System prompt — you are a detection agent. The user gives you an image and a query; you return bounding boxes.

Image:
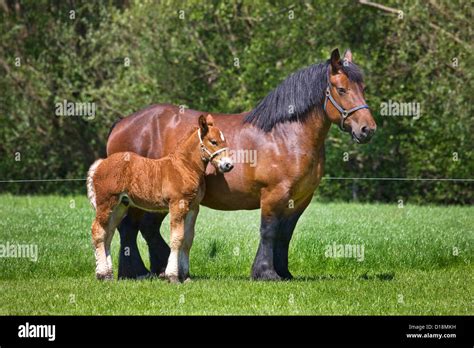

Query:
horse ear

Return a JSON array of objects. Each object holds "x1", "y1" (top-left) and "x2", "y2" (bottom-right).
[
  {"x1": 198, "y1": 114, "x2": 208, "y2": 136},
  {"x1": 343, "y1": 48, "x2": 353, "y2": 63},
  {"x1": 206, "y1": 114, "x2": 215, "y2": 127},
  {"x1": 330, "y1": 48, "x2": 342, "y2": 74}
]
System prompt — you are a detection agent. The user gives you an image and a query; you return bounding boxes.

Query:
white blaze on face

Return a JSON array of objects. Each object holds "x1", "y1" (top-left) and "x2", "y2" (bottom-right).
[
  {"x1": 221, "y1": 157, "x2": 232, "y2": 165},
  {"x1": 220, "y1": 131, "x2": 225, "y2": 141}
]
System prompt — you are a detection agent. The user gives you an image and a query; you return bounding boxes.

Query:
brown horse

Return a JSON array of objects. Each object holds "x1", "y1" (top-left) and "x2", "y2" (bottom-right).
[
  {"x1": 107, "y1": 48, "x2": 377, "y2": 280},
  {"x1": 87, "y1": 115, "x2": 232, "y2": 281}
]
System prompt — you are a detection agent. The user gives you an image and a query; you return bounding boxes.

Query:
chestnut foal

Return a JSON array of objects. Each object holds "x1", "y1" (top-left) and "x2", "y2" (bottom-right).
[{"x1": 86, "y1": 115, "x2": 233, "y2": 282}]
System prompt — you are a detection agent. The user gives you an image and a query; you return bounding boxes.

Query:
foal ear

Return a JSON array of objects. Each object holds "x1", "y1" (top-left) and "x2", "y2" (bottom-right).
[
  {"x1": 206, "y1": 114, "x2": 215, "y2": 127},
  {"x1": 198, "y1": 114, "x2": 209, "y2": 136},
  {"x1": 330, "y1": 48, "x2": 342, "y2": 74}
]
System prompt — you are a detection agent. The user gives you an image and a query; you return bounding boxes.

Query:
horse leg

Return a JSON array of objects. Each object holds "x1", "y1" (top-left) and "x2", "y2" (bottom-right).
[
  {"x1": 273, "y1": 195, "x2": 312, "y2": 280},
  {"x1": 273, "y1": 213, "x2": 300, "y2": 280},
  {"x1": 273, "y1": 212, "x2": 304, "y2": 280},
  {"x1": 252, "y1": 185, "x2": 298, "y2": 281},
  {"x1": 117, "y1": 208, "x2": 150, "y2": 279},
  {"x1": 180, "y1": 207, "x2": 199, "y2": 282},
  {"x1": 273, "y1": 195, "x2": 313, "y2": 279},
  {"x1": 251, "y1": 214, "x2": 281, "y2": 280},
  {"x1": 139, "y1": 212, "x2": 170, "y2": 277}
]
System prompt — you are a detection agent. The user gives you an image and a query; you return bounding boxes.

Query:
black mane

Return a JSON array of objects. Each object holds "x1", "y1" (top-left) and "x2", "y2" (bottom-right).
[{"x1": 244, "y1": 60, "x2": 364, "y2": 132}]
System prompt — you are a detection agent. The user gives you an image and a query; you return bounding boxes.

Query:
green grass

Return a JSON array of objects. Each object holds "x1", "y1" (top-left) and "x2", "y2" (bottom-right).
[{"x1": 0, "y1": 194, "x2": 472, "y2": 315}]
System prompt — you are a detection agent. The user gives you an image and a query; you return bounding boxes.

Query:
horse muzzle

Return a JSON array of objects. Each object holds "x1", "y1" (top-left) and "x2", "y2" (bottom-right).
[{"x1": 351, "y1": 124, "x2": 376, "y2": 144}]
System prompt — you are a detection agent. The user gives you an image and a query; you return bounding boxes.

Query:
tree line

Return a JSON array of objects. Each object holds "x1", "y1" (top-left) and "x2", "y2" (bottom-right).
[{"x1": 0, "y1": 0, "x2": 472, "y2": 204}]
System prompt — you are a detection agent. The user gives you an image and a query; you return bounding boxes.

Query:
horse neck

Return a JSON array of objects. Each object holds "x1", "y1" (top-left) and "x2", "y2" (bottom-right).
[
  {"x1": 172, "y1": 130, "x2": 207, "y2": 176},
  {"x1": 308, "y1": 108, "x2": 332, "y2": 146},
  {"x1": 273, "y1": 107, "x2": 331, "y2": 154}
]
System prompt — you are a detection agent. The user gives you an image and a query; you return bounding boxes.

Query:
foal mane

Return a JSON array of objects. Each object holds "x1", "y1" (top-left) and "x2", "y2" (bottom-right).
[
  {"x1": 172, "y1": 127, "x2": 199, "y2": 153},
  {"x1": 243, "y1": 60, "x2": 364, "y2": 132}
]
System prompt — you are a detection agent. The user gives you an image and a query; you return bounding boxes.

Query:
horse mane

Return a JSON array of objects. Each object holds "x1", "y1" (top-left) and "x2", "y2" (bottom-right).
[{"x1": 243, "y1": 60, "x2": 364, "y2": 132}]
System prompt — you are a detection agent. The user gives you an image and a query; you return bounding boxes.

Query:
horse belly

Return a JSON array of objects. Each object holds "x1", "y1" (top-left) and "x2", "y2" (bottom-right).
[
  {"x1": 201, "y1": 174, "x2": 260, "y2": 210},
  {"x1": 201, "y1": 192, "x2": 260, "y2": 210}
]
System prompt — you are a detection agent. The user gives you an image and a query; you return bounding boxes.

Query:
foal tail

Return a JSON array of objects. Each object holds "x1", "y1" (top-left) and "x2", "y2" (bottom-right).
[{"x1": 87, "y1": 159, "x2": 103, "y2": 210}]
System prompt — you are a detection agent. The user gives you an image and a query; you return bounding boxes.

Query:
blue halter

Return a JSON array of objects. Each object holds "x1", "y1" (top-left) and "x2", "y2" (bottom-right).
[{"x1": 323, "y1": 67, "x2": 369, "y2": 131}]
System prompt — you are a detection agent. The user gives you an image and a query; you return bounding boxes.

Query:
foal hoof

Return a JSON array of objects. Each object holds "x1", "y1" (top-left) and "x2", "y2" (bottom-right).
[
  {"x1": 96, "y1": 271, "x2": 114, "y2": 281},
  {"x1": 166, "y1": 275, "x2": 180, "y2": 284}
]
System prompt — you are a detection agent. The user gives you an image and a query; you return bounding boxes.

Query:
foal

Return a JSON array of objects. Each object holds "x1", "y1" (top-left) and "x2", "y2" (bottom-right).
[{"x1": 86, "y1": 115, "x2": 233, "y2": 282}]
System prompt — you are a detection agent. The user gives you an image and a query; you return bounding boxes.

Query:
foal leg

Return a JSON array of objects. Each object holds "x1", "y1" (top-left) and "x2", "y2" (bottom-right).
[
  {"x1": 139, "y1": 212, "x2": 171, "y2": 277},
  {"x1": 104, "y1": 203, "x2": 129, "y2": 277},
  {"x1": 92, "y1": 218, "x2": 111, "y2": 280},
  {"x1": 164, "y1": 203, "x2": 187, "y2": 283},
  {"x1": 92, "y1": 202, "x2": 118, "y2": 281},
  {"x1": 180, "y1": 207, "x2": 199, "y2": 282}
]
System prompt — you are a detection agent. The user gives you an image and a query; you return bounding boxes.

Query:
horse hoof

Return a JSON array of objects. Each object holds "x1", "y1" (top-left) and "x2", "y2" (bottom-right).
[
  {"x1": 117, "y1": 261, "x2": 150, "y2": 280},
  {"x1": 183, "y1": 277, "x2": 192, "y2": 283},
  {"x1": 158, "y1": 271, "x2": 166, "y2": 279},
  {"x1": 136, "y1": 272, "x2": 154, "y2": 280},
  {"x1": 251, "y1": 269, "x2": 282, "y2": 281},
  {"x1": 279, "y1": 271, "x2": 294, "y2": 280},
  {"x1": 117, "y1": 269, "x2": 150, "y2": 280}
]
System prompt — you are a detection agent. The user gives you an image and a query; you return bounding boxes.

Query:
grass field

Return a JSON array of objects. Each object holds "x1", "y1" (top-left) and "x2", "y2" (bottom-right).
[{"x1": 0, "y1": 194, "x2": 472, "y2": 315}]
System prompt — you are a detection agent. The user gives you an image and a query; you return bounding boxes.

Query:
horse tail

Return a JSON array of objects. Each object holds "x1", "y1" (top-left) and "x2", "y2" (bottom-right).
[{"x1": 87, "y1": 159, "x2": 103, "y2": 210}]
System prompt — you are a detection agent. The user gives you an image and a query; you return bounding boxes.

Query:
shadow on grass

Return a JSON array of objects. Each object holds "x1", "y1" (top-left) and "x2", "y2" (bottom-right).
[
  {"x1": 185, "y1": 274, "x2": 251, "y2": 281},
  {"x1": 293, "y1": 274, "x2": 346, "y2": 281},
  {"x1": 118, "y1": 272, "x2": 396, "y2": 282},
  {"x1": 358, "y1": 271, "x2": 395, "y2": 281}
]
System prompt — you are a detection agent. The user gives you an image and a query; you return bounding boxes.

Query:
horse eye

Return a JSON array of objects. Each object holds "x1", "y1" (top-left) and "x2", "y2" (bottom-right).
[
  {"x1": 210, "y1": 140, "x2": 218, "y2": 146},
  {"x1": 337, "y1": 87, "x2": 347, "y2": 95}
]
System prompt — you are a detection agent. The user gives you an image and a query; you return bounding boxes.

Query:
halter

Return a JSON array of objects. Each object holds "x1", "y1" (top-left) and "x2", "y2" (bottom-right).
[
  {"x1": 323, "y1": 67, "x2": 369, "y2": 131},
  {"x1": 198, "y1": 129, "x2": 228, "y2": 162}
]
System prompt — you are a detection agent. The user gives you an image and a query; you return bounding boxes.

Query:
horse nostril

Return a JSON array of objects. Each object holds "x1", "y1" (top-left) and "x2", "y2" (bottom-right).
[
  {"x1": 361, "y1": 126, "x2": 368, "y2": 136},
  {"x1": 227, "y1": 163, "x2": 234, "y2": 171}
]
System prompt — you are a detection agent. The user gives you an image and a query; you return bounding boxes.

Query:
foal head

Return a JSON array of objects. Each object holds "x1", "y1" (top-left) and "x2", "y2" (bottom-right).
[
  {"x1": 198, "y1": 114, "x2": 233, "y2": 173},
  {"x1": 325, "y1": 48, "x2": 377, "y2": 143}
]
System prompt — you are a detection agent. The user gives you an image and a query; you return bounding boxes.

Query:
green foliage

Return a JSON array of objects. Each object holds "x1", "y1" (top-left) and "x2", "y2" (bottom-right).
[{"x1": 0, "y1": 0, "x2": 472, "y2": 203}]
